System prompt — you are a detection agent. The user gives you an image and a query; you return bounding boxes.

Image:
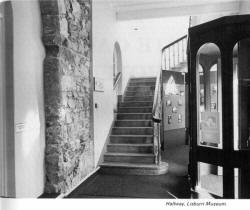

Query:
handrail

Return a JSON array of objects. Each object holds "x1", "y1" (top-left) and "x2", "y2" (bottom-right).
[
  {"x1": 152, "y1": 70, "x2": 162, "y2": 165},
  {"x1": 152, "y1": 71, "x2": 162, "y2": 122},
  {"x1": 161, "y1": 35, "x2": 188, "y2": 71},
  {"x1": 152, "y1": 34, "x2": 188, "y2": 165},
  {"x1": 113, "y1": 72, "x2": 122, "y2": 90},
  {"x1": 162, "y1": 35, "x2": 187, "y2": 52}
]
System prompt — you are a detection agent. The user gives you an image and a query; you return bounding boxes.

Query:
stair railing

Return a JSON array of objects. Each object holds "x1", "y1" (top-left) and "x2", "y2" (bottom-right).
[
  {"x1": 152, "y1": 70, "x2": 163, "y2": 164},
  {"x1": 161, "y1": 35, "x2": 187, "y2": 70},
  {"x1": 113, "y1": 72, "x2": 122, "y2": 90},
  {"x1": 152, "y1": 35, "x2": 188, "y2": 164}
]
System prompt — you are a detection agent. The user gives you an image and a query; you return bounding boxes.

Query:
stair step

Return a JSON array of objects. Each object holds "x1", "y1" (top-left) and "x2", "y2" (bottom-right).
[
  {"x1": 120, "y1": 101, "x2": 153, "y2": 107},
  {"x1": 112, "y1": 127, "x2": 153, "y2": 135},
  {"x1": 114, "y1": 120, "x2": 152, "y2": 127},
  {"x1": 100, "y1": 76, "x2": 162, "y2": 173},
  {"x1": 126, "y1": 91, "x2": 154, "y2": 97},
  {"x1": 124, "y1": 96, "x2": 153, "y2": 101},
  {"x1": 110, "y1": 135, "x2": 153, "y2": 144},
  {"x1": 100, "y1": 162, "x2": 168, "y2": 175},
  {"x1": 104, "y1": 152, "x2": 155, "y2": 164},
  {"x1": 130, "y1": 77, "x2": 156, "y2": 83},
  {"x1": 107, "y1": 143, "x2": 153, "y2": 153},
  {"x1": 118, "y1": 107, "x2": 152, "y2": 113},
  {"x1": 129, "y1": 81, "x2": 156, "y2": 86},
  {"x1": 127, "y1": 86, "x2": 155, "y2": 92},
  {"x1": 117, "y1": 113, "x2": 152, "y2": 120}
]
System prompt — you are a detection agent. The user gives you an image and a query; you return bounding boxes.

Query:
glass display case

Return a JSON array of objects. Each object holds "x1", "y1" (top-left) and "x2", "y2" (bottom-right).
[{"x1": 188, "y1": 15, "x2": 250, "y2": 198}]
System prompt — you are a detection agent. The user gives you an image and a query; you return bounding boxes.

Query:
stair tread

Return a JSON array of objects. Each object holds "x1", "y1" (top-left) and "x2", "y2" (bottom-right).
[
  {"x1": 108, "y1": 143, "x2": 153, "y2": 147},
  {"x1": 105, "y1": 152, "x2": 155, "y2": 157},
  {"x1": 118, "y1": 113, "x2": 151, "y2": 114},
  {"x1": 113, "y1": 127, "x2": 152, "y2": 128},
  {"x1": 100, "y1": 162, "x2": 161, "y2": 168},
  {"x1": 120, "y1": 106, "x2": 153, "y2": 109},
  {"x1": 127, "y1": 85, "x2": 155, "y2": 87},
  {"x1": 125, "y1": 95, "x2": 154, "y2": 97},
  {"x1": 126, "y1": 90, "x2": 154, "y2": 92},
  {"x1": 115, "y1": 120, "x2": 152, "y2": 121},
  {"x1": 130, "y1": 80, "x2": 155, "y2": 81},
  {"x1": 121, "y1": 101, "x2": 153, "y2": 103},
  {"x1": 130, "y1": 77, "x2": 156, "y2": 79},
  {"x1": 110, "y1": 135, "x2": 153, "y2": 137}
]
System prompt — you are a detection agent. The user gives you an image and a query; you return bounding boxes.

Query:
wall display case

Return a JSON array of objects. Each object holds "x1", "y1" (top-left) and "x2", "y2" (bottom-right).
[
  {"x1": 189, "y1": 15, "x2": 250, "y2": 198},
  {"x1": 162, "y1": 71, "x2": 186, "y2": 131}
]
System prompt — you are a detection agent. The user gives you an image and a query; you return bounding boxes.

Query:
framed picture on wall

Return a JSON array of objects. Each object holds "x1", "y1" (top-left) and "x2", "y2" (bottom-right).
[{"x1": 94, "y1": 77, "x2": 104, "y2": 92}]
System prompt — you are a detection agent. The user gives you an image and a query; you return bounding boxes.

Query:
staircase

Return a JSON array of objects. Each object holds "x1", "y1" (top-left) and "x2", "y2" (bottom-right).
[{"x1": 100, "y1": 77, "x2": 168, "y2": 175}]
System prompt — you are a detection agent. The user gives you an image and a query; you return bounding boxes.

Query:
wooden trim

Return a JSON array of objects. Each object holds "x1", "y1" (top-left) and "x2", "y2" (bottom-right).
[
  {"x1": 197, "y1": 146, "x2": 223, "y2": 166},
  {"x1": 0, "y1": 1, "x2": 15, "y2": 198},
  {"x1": 0, "y1": 4, "x2": 5, "y2": 197}
]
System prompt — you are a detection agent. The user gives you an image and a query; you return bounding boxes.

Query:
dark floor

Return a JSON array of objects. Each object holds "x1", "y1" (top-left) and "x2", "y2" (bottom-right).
[
  {"x1": 39, "y1": 128, "x2": 191, "y2": 199},
  {"x1": 65, "y1": 143, "x2": 190, "y2": 198}
]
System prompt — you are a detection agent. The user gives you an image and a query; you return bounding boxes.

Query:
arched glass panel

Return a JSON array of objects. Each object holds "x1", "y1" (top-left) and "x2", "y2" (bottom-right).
[
  {"x1": 196, "y1": 43, "x2": 223, "y2": 197},
  {"x1": 196, "y1": 43, "x2": 222, "y2": 149}
]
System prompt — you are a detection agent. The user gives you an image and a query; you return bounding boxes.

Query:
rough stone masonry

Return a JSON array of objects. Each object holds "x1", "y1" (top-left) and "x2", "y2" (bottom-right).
[{"x1": 40, "y1": 0, "x2": 94, "y2": 193}]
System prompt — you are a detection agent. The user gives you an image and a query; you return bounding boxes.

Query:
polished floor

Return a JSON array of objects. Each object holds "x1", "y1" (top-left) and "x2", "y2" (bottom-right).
[{"x1": 66, "y1": 143, "x2": 191, "y2": 198}]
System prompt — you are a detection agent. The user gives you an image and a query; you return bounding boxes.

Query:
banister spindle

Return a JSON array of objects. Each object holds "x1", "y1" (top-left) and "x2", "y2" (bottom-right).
[
  {"x1": 168, "y1": 47, "x2": 171, "y2": 70},
  {"x1": 173, "y1": 46, "x2": 175, "y2": 67},
  {"x1": 183, "y1": 40, "x2": 185, "y2": 62},
  {"x1": 164, "y1": 51, "x2": 167, "y2": 70}
]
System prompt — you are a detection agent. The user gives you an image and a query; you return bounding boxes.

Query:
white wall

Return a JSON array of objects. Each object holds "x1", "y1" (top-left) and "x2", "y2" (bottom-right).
[
  {"x1": 117, "y1": 16, "x2": 189, "y2": 92},
  {"x1": 190, "y1": 11, "x2": 239, "y2": 27},
  {"x1": 239, "y1": 1, "x2": 250, "y2": 14},
  {"x1": 92, "y1": 1, "x2": 118, "y2": 166},
  {"x1": 12, "y1": 0, "x2": 46, "y2": 198}
]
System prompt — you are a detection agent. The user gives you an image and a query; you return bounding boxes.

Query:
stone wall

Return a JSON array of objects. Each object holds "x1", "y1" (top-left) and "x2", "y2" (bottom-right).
[{"x1": 40, "y1": 0, "x2": 94, "y2": 193}]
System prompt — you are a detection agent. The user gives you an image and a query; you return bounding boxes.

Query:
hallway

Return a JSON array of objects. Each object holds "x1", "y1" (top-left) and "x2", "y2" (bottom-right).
[{"x1": 66, "y1": 139, "x2": 190, "y2": 198}]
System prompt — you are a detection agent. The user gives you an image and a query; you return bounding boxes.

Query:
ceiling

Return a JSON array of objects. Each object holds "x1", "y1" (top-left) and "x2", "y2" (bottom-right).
[{"x1": 102, "y1": 0, "x2": 243, "y2": 20}]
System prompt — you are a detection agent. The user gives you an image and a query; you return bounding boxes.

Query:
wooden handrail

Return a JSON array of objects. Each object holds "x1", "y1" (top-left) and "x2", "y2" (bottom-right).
[
  {"x1": 113, "y1": 72, "x2": 122, "y2": 90},
  {"x1": 152, "y1": 35, "x2": 188, "y2": 164},
  {"x1": 152, "y1": 70, "x2": 162, "y2": 164},
  {"x1": 161, "y1": 35, "x2": 187, "y2": 71},
  {"x1": 162, "y1": 35, "x2": 187, "y2": 52},
  {"x1": 152, "y1": 71, "x2": 161, "y2": 122}
]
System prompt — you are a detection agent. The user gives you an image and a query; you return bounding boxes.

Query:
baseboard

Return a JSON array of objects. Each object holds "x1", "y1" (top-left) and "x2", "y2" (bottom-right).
[{"x1": 56, "y1": 167, "x2": 100, "y2": 198}]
